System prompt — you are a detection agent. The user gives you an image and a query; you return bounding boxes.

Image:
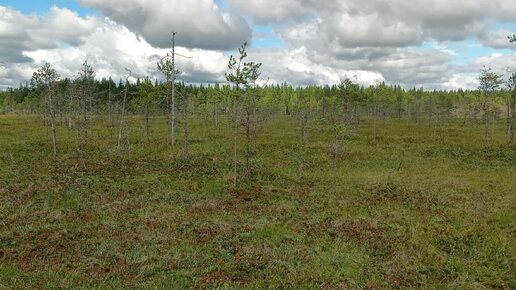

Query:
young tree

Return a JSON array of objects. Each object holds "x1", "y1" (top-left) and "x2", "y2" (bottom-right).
[
  {"x1": 321, "y1": 85, "x2": 329, "y2": 117},
  {"x1": 0, "y1": 91, "x2": 5, "y2": 113},
  {"x1": 339, "y1": 78, "x2": 360, "y2": 127},
  {"x1": 117, "y1": 70, "x2": 131, "y2": 149},
  {"x1": 2, "y1": 88, "x2": 15, "y2": 114},
  {"x1": 281, "y1": 83, "x2": 293, "y2": 116},
  {"x1": 225, "y1": 42, "x2": 262, "y2": 188},
  {"x1": 208, "y1": 83, "x2": 223, "y2": 128},
  {"x1": 32, "y1": 62, "x2": 60, "y2": 155},
  {"x1": 507, "y1": 72, "x2": 516, "y2": 144},
  {"x1": 72, "y1": 61, "x2": 96, "y2": 163},
  {"x1": 369, "y1": 85, "x2": 378, "y2": 142},
  {"x1": 158, "y1": 33, "x2": 180, "y2": 145},
  {"x1": 107, "y1": 77, "x2": 115, "y2": 126},
  {"x1": 157, "y1": 32, "x2": 191, "y2": 145},
  {"x1": 180, "y1": 83, "x2": 190, "y2": 160},
  {"x1": 294, "y1": 89, "x2": 309, "y2": 178},
  {"x1": 244, "y1": 60, "x2": 262, "y2": 174},
  {"x1": 131, "y1": 77, "x2": 160, "y2": 143},
  {"x1": 478, "y1": 67, "x2": 503, "y2": 145}
]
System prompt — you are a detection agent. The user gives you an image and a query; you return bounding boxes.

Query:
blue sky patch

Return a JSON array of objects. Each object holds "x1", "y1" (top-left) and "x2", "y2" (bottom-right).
[{"x1": 1, "y1": 0, "x2": 97, "y2": 16}]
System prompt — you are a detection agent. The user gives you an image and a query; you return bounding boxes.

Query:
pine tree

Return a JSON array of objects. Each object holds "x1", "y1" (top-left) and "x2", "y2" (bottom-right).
[
  {"x1": 478, "y1": 67, "x2": 503, "y2": 145},
  {"x1": 225, "y1": 42, "x2": 262, "y2": 188},
  {"x1": 32, "y1": 62, "x2": 60, "y2": 155}
]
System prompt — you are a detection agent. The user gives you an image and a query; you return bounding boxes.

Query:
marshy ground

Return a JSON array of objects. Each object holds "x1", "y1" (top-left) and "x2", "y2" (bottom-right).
[{"x1": 0, "y1": 115, "x2": 514, "y2": 289}]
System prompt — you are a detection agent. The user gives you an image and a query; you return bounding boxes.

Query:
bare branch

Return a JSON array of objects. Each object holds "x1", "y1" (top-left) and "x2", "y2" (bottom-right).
[
  {"x1": 174, "y1": 52, "x2": 193, "y2": 59},
  {"x1": 124, "y1": 68, "x2": 132, "y2": 80}
]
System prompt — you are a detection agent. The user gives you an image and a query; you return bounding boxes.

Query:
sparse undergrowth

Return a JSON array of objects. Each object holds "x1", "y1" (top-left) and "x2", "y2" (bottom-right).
[{"x1": 0, "y1": 115, "x2": 515, "y2": 289}]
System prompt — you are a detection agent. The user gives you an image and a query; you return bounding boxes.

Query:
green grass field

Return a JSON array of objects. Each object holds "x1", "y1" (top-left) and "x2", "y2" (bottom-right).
[{"x1": 0, "y1": 115, "x2": 514, "y2": 289}]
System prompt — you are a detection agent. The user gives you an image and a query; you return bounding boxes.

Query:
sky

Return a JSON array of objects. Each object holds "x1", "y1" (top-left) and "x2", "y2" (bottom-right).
[{"x1": 0, "y1": 0, "x2": 515, "y2": 90}]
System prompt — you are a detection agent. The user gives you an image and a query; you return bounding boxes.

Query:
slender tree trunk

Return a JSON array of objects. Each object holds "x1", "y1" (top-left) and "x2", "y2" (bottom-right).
[
  {"x1": 251, "y1": 95, "x2": 257, "y2": 153},
  {"x1": 342, "y1": 100, "x2": 347, "y2": 126},
  {"x1": 117, "y1": 88, "x2": 128, "y2": 148},
  {"x1": 171, "y1": 78, "x2": 176, "y2": 145},
  {"x1": 182, "y1": 93, "x2": 189, "y2": 160},
  {"x1": 79, "y1": 88, "x2": 89, "y2": 166},
  {"x1": 44, "y1": 113, "x2": 49, "y2": 140},
  {"x1": 47, "y1": 86, "x2": 57, "y2": 156},
  {"x1": 170, "y1": 34, "x2": 177, "y2": 146},
  {"x1": 212, "y1": 102, "x2": 220, "y2": 129},
  {"x1": 232, "y1": 95, "x2": 238, "y2": 188},
  {"x1": 297, "y1": 110, "x2": 307, "y2": 178},
  {"x1": 353, "y1": 105, "x2": 358, "y2": 124},
  {"x1": 432, "y1": 122, "x2": 437, "y2": 141},
  {"x1": 165, "y1": 81, "x2": 171, "y2": 144},
  {"x1": 484, "y1": 109, "x2": 489, "y2": 146},
  {"x1": 509, "y1": 95, "x2": 515, "y2": 144},
  {"x1": 83, "y1": 92, "x2": 89, "y2": 139},
  {"x1": 372, "y1": 104, "x2": 377, "y2": 142},
  {"x1": 506, "y1": 98, "x2": 510, "y2": 142},
  {"x1": 509, "y1": 116, "x2": 513, "y2": 144},
  {"x1": 322, "y1": 94, "x2": 326, "y2": 116},
  {"x1": 50, "y1": 110, "x2": 57, "y2": 156},
  {"x1": 145, "y1": 110, "x2": 149, "y2": 141},
  {"x1": 245, "y1": 108, "x2": 251, "y2": 175},
  {"x1": 492, "y1": 112, "x2": 496, "y2": 143},
  {"x1": 108, "y1": 83, "x2": 113, "y2": 126}
]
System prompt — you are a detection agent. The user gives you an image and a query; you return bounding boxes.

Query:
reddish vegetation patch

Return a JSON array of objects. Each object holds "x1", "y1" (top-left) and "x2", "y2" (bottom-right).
[
  {"x1": 199, "y1": 269, "x2": 231, "y2": 285},
  {"x1": 190, "y1": 199, "x2": 225, "y2": 216},
  {"x1": 232, "y1": 244, "x2": 272, "y2": 272},
  {"x1": 367, "y1": 180, "x2": 410, "y2": 202},
  {"x1": 2, "y1": 216, "x2": 152, "y2": 284},
  {"x1": 221, "y1": 188, "x2": 261, "y2": 211},
  {"x1": 340, "y1": 219, "x2": 385, "y2": 242},
  {"x1": 308, "y1": 217, "x2": 387, "y2": 242},
  {"x1": 387, "y1": 269, "x2": 419, "y2": 288},
  {"x1": 83, "y1": 256, "x2": 143, "y2": 282},
  {"x1": 363, "y1": 181, "x2": 446, "y2": 218},
  {"x1": 187, "y1": 222, "x2": 246, "y2": 246},
  {"x1": 364, "y1": 264, "x2": 420, "y2": 289},
  {"x1": 142, "y1": 216, "x2": 164, "y2": 231},
  {"x1": 193, "y1": 224, "x2": 221, "y2": 243},
  {"x1": 116, "y1": 190, "x2": 130, "y2": 199},
  {"x1": 232, "y1": 188, "x2": 259, "y2": 203},
  {"x1": 108, "y1": 201, "x2": 142, "y2": 216},
  {"x1": 4, "y1": 228, "x2": 78, "y2": 271},
  {"x1": 196, "y1": 268, "x2": 246, "y2": 289}
]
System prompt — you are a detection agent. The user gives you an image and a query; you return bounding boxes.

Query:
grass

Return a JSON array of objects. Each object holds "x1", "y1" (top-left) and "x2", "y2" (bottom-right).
[{"x1": 0, "y1": 114, "x2": 514, "y2": 289}]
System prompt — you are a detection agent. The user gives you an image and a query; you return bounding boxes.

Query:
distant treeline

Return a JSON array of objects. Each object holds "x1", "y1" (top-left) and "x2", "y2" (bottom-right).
[{"x1": 0, "y1": 76, "x2": 508, "y2": 119}]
